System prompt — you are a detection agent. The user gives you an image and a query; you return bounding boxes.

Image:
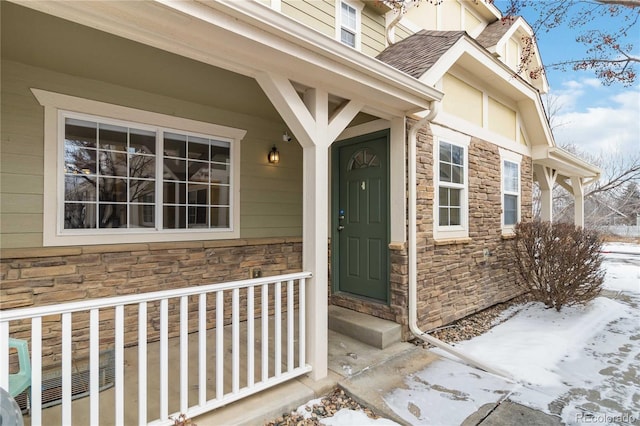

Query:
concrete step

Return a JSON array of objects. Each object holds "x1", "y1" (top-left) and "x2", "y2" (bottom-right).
[{"x1": 328, "y1": 305, "x2": 402, "y2": 349}]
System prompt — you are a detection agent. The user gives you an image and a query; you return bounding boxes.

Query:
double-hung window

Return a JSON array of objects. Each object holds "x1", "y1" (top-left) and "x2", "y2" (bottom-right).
[
  {"x1": 337, "y1": 1, "x2": 362, "y2": 49},
  {"x1": 438, "y1": 141, "x2": 465, "y2": 226},
  {"x1": 34, "y1": 89, "x2": 245, "y2": 246},
  {"x1": 436, "y1": 140, "x2": 468, "y2": 238},
  {"x1": 501, "y1": 150, "x2": 522, "y2": 232},
  {"x1": 434, "y1": 129, "x2": 470, "y2": 240}
]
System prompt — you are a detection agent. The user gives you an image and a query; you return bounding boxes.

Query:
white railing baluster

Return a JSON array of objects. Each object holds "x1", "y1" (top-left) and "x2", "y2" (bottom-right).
[
  {"x1": 274, "y1": 281, "x2": 282, "y2": 377},
  {"x1": 115, "y1": 305, "x2": 124, "y2": 425},
  {"x1": 299, "y1": 278, "x2": 306, "y2": 368},
  {"x1": 90, "y1": 309, "x2": 100, "y2": 425},
  {"x1": 198, "y1": 293, "x2": 207, "y2": 407},
  {"x1": 32, "y1": 317, "x2": 43, "y2": 425},
  {"x1": 139, "y1": 302, "x2": 148, "y2": 426},
  {"x1": 180, "y1": 296, "x2": 189, "y2": 413},
  {"x1": 232, "y1": 288, "x2": 239, "y2": 393},
  {"x1": 247, "y1": 286, "x2": 254, "y2": 388},
  {"x1": 216, "y1": 290, "x2": 224, "y2": 400},
  {"x1": 261, "y1": 283, "x2": 269, "y2": 383},
  {"x1": 160, "y1": 299, "x2": 169, "y2": 420},
  {"x1": 287, "y1": 280, "x2": 294, "y2": 373},
  {"x1": 61, "y1": 312, "x2": 72, "y2": 425},
  {"x1": 0, "y1": 272, "x2": 312, "y2": 425}
]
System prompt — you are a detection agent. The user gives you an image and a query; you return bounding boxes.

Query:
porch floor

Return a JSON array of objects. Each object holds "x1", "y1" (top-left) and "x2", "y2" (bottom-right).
[{"x1": 20, "y1": 320, "x2": 427, "y2": 425}]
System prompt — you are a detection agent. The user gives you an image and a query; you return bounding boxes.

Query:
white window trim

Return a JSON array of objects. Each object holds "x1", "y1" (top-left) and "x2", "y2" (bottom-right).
[
  {"x1": 335, "y1": 0, "x2": 363, "y2": 50},
  {"x1": 32, "y1": 88, "x2": 246, "y2": 247},
  {"x1": 500, "y1": 148, "x2": 522, "y2": 234},
  {"x1": 432, "y1": 124, "x2": 470, "y2": 241}
]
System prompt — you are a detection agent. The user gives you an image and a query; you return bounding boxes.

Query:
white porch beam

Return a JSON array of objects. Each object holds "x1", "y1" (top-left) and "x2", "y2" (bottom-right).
[
  {"x1": 533, "y1": 164, "x2": 556, "y2": 222},
  {"x1": 255, "y1": 72, "x2": 317, "y2": 148},
  {"x1": 327, "y1": 100, "x2": 365, "y2": 142}
]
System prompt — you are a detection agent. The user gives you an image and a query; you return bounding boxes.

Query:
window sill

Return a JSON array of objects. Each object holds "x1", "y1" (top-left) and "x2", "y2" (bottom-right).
[
  {"x1": 434, "y1": 237, "x2": 472, "y2": 246},
  {"x1": 501, "y1": 233, "x2": 516, "y2": 240}
]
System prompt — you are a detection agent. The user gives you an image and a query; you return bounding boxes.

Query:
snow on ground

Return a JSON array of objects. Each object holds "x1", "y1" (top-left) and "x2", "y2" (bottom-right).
[
  {"x1": 601, "y1": 243, "x2": 640, "y2": 293},
  {"x1": 384, "y1": 243, "x2": 640, "y2": 425},
  {"x1": 295, "y1": 244, "x2": 640, "y2": 425}
]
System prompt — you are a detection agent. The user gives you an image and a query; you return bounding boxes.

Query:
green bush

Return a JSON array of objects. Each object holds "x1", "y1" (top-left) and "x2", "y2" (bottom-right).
[{"x1": 511, "y1": 221, "x2": 605, "y2": 311}]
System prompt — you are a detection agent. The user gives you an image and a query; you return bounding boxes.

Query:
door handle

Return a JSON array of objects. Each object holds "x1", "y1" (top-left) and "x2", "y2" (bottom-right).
[{"x1": 337, "y1": 225, "x2": 344, "y2": 231}]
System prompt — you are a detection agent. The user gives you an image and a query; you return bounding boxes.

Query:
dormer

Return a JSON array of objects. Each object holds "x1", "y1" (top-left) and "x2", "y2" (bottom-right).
[{"x1": 476, "y1": 17, "x2": 549, "y2": 93}]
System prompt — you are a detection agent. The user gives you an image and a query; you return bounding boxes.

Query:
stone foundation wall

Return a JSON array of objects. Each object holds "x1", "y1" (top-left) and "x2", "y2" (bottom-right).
[
  {"x1": 1, "y1": 238, "x2": 302, "y2": 367},
  {"x1": 413, "y1": 123, "x2": 532, "y2": 330}
]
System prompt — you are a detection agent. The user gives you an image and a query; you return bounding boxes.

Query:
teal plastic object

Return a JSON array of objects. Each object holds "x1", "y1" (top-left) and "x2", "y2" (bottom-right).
[{"x1": 8, "y1": 338, "x2": 31, "y2": 399}]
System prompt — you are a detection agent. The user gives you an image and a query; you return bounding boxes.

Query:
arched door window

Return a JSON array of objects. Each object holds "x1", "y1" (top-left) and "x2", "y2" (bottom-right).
[{"x1": 347, "y1": 148, "x2": 379, "y2": 171}]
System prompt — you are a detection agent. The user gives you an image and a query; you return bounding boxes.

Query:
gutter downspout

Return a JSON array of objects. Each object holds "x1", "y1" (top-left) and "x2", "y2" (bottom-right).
[{"x1": 407, "y1": 103, "x2": 514, "y2": 380}]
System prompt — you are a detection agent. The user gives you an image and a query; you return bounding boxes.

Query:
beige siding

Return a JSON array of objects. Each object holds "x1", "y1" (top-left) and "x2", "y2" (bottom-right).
[
  {"x1": 507, "y1": 38, "x2": 519, "y2": 70},
  {"x1": 394, "y1": 23, "x2": 414, "y2": 43},
  {"x1": 282, "y1": 0, "x2": 335, "y2": 38},
  {"x1": 441, "y1": 0, "x2": 462, "y2": 30},
  {"x1": 488, "y1": 97, "x2": 517, "y2": 140},
  {"x1": 464, "y1": 8, "x2": 482, "y2": 35},
  {"x1": 442, "y1": 73, "x2": 483, "y2": 127},
  {"x1": 361, "y1": 6, "x2": 386, "y2": 56},
  {"x1": 1, "y1": 57, "x2": 303, "y2": 247},
  {"x1": 405, "y1": 3, "x2": 437, "y2": 30},
  {"x1": 520, "y1": 128, "x2": 527, "y2": 146}
]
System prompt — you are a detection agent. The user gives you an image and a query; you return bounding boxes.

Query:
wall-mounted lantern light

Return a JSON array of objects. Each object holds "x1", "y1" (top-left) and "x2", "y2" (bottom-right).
[{"x1": 268, "y1": 145, "x2": 280, "y2": 164}]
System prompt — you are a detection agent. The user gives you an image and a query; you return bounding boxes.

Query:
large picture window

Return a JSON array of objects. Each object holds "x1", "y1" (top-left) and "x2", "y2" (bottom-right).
[
  {"x1": 63, "y1": 114, "x2": 232, "y2": 231},
  {"x1": 34, "y1": 89, "x2": 245, "y2": 246}
]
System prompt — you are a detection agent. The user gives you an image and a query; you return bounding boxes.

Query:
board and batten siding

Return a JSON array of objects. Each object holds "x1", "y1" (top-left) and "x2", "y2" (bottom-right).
[{"x1": 0, "y1": 59, "x2": 303, "y2": 248}]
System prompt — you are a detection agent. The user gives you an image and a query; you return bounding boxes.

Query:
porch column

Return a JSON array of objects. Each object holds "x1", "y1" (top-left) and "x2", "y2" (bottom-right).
[
  {"x1": 256, "y1": 73, "x2": 362, "y2": 381},
  {"x1": 533, "y1": 164, "x2": 556, "y2": 222},
  {"x1": 571, "y1": 176, "x2": 585, "y2": 228}
]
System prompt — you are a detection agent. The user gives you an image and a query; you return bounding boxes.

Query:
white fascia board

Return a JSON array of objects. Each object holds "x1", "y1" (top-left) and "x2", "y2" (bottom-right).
[{"x1": 532, "y1": 146, "x2": 601, "y2": 179}]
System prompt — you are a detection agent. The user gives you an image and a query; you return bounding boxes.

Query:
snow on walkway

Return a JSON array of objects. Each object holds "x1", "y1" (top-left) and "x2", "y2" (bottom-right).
[{"x1": 384, "y1": 244, "x2": 640, "y2": 425}]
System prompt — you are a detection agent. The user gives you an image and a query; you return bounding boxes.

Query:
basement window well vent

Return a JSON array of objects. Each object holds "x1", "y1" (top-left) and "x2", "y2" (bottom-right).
[{"x1": 14, "y1": 349, "x2": 115, "y2": 412}]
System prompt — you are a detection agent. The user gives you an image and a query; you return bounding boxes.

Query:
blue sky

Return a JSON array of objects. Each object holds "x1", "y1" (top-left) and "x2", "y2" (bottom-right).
[{"x1": 495, "y1": 1, "x2": 640, "y2": 157}]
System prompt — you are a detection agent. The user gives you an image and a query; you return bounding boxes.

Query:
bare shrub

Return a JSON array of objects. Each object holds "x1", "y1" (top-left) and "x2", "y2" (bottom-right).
[{"x1": 512, "y1": 221, "x2": 604, "y2": 311}]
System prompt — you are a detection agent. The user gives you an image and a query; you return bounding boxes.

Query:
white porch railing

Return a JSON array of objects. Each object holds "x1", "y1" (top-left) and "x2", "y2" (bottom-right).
[{"x1": 0, "y1": 272, "x2": 312, "y2": 425}]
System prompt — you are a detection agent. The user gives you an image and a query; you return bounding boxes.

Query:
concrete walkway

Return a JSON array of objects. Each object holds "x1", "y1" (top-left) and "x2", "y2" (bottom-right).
[{"x1": 197, "y1": 330, "x2": 564, "y2": 426}]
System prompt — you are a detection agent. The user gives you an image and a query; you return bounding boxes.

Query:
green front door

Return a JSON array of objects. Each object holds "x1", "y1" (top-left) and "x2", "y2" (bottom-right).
[{"x1": 333, "y1": 131, "x2": 389, "y2": 302}]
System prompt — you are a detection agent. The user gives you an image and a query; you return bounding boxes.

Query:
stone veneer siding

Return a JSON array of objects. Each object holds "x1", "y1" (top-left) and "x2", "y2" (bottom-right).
[
  {"x1": 329, "y1": 121, "x2": 532, "y2": 338},
  {"x1": 0, "y1": 237, "x2": 302, "y2": 367}
]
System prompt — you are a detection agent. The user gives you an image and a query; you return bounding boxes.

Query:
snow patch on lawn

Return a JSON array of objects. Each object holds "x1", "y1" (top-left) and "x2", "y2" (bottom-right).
[{"x1": 453, "y1": 297, "x2": 630, "y2": 387}]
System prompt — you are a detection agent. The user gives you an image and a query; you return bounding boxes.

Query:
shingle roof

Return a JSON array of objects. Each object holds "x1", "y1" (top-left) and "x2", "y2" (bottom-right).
[
  {"x1": 376, "y1": 30, "x2": 466, "y2": 79},
  {"x1": 475, "y1": 18, "x2": 517, "y2": 49}
]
